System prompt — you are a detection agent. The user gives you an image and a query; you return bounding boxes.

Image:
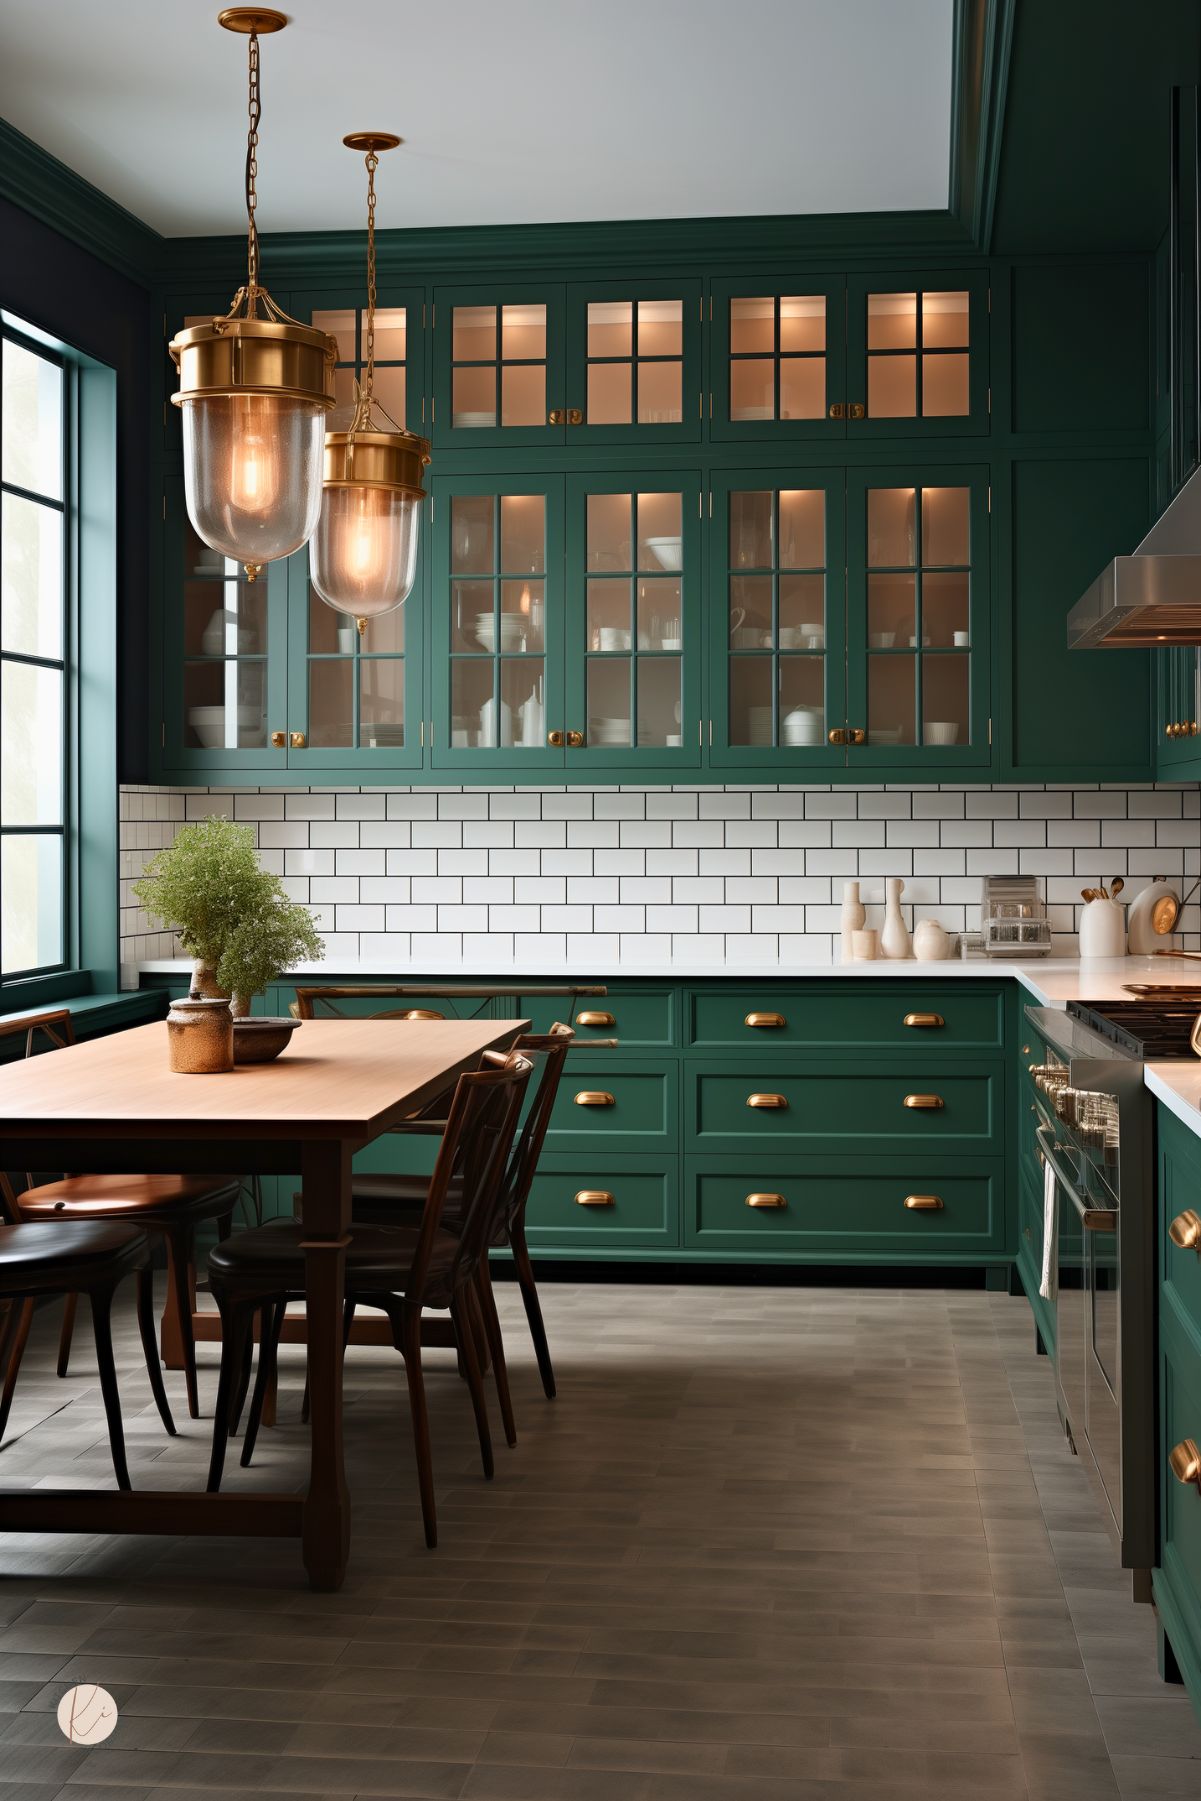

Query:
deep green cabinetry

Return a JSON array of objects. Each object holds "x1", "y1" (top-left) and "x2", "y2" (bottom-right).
[
  {"x1": 1156, "y1": 647, "x2": 1201, "y2": 779},
  {"x1": 1154, "y1": 1103, "x2": 1201, "y2": 1728}
]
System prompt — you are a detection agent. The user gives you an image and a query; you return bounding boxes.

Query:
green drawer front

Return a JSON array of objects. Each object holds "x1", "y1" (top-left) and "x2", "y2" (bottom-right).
[
  {"x1": 1159, "y1": 1303, "x2": 1201, "y2": 1676},
  {"x1": 546, "y1": 1061, "x2": 676, "y2": 1151},
  {"x1": 687, "y1": 984, "x2": 1004, "y2": 1054},
  {"x1": 690, "y1": 1065, "x2": 998, "y2": 1150},
  {"x1": 685, "y1": 1158, "x2": 1003, "y2": 1255},
  {"x1": 525, "y1": 1159, "x2": 678, "y2": 1248},
  {"x1": 519, "y1": 988, "x2": 675, "y2": 1049},
  {"x1": 1160, "y1": 1104, "x2": 1201, "y2": 1339}
]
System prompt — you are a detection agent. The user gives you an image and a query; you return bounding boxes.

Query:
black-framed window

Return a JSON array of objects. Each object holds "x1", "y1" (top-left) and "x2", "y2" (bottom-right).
[{"x1": 0, "y1": 323, "x2": 68, "y2": 982}]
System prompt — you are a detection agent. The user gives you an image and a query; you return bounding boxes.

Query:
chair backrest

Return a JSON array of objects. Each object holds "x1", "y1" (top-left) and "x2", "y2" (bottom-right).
[
  {"x1": 495, "y1": 1026, "x2": 573, "y2": 1237},
  {"x1": 408, "y1": 1050, "x2": 532, "y2": 1305},
  {"x1": 0, "y1": 1011, "x2": 77, "y2": 1221},
  {"x1": 293, "y1": 986, "x2": 467, "y2": 1023}
]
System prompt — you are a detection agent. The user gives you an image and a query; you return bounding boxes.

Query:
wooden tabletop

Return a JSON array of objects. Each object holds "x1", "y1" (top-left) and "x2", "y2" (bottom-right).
[{"x1": 0, "y1": 1017, "x2": 528, "y2": 1140}]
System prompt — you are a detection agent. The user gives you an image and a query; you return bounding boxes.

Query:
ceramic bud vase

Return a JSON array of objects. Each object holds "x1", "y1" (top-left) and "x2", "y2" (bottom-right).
[
  {"x1": 840, "y1": 880, "x2": 866, "y2": 965},
  {"x1": 880, "y1": 877, "x2": 912, "y2": 960},
  {"x1": 912, "y1": 918, "x2": 950, "y2": 962}
]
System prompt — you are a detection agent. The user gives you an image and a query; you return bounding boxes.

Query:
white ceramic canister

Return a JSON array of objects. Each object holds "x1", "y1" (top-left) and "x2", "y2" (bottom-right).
[
  {"x1": 912, "y1": 919, "x2": 951, "y2": 962},
  {"x1": 1078, "y1": 896, "x2": 1126, "y2": 959}
]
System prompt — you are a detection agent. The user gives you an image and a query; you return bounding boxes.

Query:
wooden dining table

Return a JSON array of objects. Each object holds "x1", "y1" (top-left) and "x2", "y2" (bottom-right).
[{"x1": 0, "y1": 1014, "x2": 527, "y2": 1590}]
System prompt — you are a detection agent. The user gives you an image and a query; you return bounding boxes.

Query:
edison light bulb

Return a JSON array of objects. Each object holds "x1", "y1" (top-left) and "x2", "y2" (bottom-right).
[
  {"x1": 180, "y1": 392, "x2": 325, "y2": 566},
  {"x1": 311, "y1": 481, "x2": 420, "y2": 619}
]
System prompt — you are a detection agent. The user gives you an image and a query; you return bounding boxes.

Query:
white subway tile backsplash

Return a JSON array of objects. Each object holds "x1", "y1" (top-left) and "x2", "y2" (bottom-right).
[{"x1": 118, "y1": 781, "x2": 1201, "y2": 980}]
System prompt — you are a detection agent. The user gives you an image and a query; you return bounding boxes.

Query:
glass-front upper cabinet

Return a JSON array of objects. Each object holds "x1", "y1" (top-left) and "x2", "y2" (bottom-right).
[
  {"x1": 432, "y1": 476, "x2": 565, "y2": 770},
  {"x1": 708, "y1": 470, "x2": 846, "y2": 767},
  {"x1": 711, "y1": 278, "x2": 846, "y2": 440},
  {"x1": 302, "y1": 287, "x2": 426, "y2": 434},
  {"x1": 845, "y1": 272, "x2": 988, "y2": 436},
  {"x1": 844, "y1": 468, "x2": 990, "y2": 765},
  {"x1": 163, "y1": 477, "x2": 288, "y2": 771},
  {"x1": 432, "y1": 282, "x2": 701, "y2": 448},
  {"x1": 564, "y1": 473, "x2": 702, "y2": 766}
]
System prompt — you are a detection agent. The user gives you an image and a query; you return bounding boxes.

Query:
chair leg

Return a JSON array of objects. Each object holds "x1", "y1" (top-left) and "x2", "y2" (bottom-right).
[
  {"x1": 206, "y1": 1289, "x2": 253, "y2": 1493},
  {"x1": 399, "y1": 1305, "x2": 438, "y2": 1549},
  {"x1": 229, "y1": 1304, "x2": 259, "y2": 1436},
  {"x1": 241, "y1": 1299, "x2": 285, "y2": 1468},
  {"x1": 0, "y1": 1299, "x2": 35, "y2": 1442},
  {"x1": 135, "y1": 1268, "x2": 176, "y2": 1438},
  {"x1": 451, "y1": 1290, "x2": 494, "y2": 1482},
  {"x1": 165, "y1": 1226, "x2": 200, "y2": 1421},
  {"x1": 510, "y1": 1222, "x2": 555, "y2": 1400},
  {"x1": 476, "y1": 1259, "x2": 517, "y2": 1449},
  {"x1": 56, "y1": 1292, "x2": 78, "y2": 1380},
  {"x1": 90, "y1": 1284, "x2": 131, "y2": 1492}
]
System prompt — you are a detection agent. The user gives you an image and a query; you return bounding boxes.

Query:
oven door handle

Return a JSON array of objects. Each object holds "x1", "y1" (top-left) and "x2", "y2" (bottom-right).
[{"x1": 1036, "y1": 1124, "x2": 1117, "y2": 1232}]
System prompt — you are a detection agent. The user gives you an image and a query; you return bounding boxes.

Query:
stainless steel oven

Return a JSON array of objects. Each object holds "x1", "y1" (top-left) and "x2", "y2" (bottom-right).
[{"x1": 1025, "y1": 1006, "x2": 1155, "y2": 1594}]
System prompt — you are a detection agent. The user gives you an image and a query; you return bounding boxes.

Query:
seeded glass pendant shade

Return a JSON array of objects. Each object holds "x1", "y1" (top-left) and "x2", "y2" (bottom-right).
[
  {"x1": 169, "y1": 10, "x2": 336, "y2": 579},
  {"x1": 311, "y1": 133, "x2": 430, "y2": 621}
]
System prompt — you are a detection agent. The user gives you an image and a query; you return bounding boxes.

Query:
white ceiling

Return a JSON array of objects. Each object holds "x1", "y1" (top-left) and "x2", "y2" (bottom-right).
[{"x1": 0, "y1": 0, "x2": 955, "y2": 237}]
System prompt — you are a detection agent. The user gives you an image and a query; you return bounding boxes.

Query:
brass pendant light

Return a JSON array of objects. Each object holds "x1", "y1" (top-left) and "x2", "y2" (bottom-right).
[
  {"x1": 310, "y1": 134, "x2": 431, "y2": 624},
  {"x1": 169, "y1": 9, "x2": 337, "y2": 580}
]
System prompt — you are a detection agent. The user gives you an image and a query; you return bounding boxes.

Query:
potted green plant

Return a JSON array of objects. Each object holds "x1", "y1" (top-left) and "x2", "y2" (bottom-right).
[{"x1": 133, "y1": 815, "x2": 324, "y2": 1014}]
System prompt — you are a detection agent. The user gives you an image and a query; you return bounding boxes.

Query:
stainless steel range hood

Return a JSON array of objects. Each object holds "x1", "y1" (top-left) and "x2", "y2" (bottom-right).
[{"x1": 1067, "y1": 465, "x2": 1201, "y2": 648}]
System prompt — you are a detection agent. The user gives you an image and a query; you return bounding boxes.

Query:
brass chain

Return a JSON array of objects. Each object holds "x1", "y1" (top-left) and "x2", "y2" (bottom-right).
[
  {"x1": 362, "y1": 149, "x2": 379, "y2": 406},
  {"x1": 245, "y1": 30, "x2": 261, "y2": 302}
]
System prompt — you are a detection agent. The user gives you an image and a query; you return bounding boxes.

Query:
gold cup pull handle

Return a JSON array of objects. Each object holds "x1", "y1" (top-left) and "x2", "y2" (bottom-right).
[
  {"x1": 270, "y1": 729, "x2": 286, "y2": 749},
  {"x1": 747, "y1": 1093, "x2": 787, "y2": 1109},
  {"x1": 904, "y1": 1012, "x2": 945, "y2": 1029},
  {"x1": 744, "y1": 1012, "x2": 786, "y2": 1029},
  {"x1": 1169, "y1": 1438, "x2": 1201, "y2": 1488},
  {"x1": 574, "y1": 1091, "x2": 615, "y2": 1107},
  {"x1": 566, "y1": 729, "x2": 584, "y2": 747},
  {"x1": 289, "y1": 731, "x2": 306, "y2": 749},
  {"x1": 848, "y1": 728, "x2": 866, "y2": 746},
  {"x1": 827, "y1": 727, "x2": 848, "y2": 745},
  {"x1": 547, "y1": 729, "x2": 564, "y2": 747},
  {"x1": 1169, "y1": 1209, "x2": 1201, "y2": 1252},
  {"x1": 548, "y1": 409, "x2": 565, "y2": 425},
  {"x1": 904, "y1": 1194, "x2": 944, "y2": 1210},
  {"x1": 745, "y1": 1193, "x2": 787, "y2": 1209},
  {"x1": 903, "y1": 1094, "x2": 945, "y2": 1109},
  {"x1": 577, "y1": 1011, "x2": 615, "y2": 1028},
  {"x1": 575, "y1": 1189, "x2": 614, "y2": 1207}
]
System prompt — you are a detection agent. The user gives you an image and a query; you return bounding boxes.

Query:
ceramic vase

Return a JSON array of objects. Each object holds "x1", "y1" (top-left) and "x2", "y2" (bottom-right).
[
  {"x1": 840, "y1": 880, "x2": 866, "y2": 965},
  {"x1": 880, "y1": 877, "x2": 912, "y2": 960},
  {"x1": 912, "y1": 918, "x2": 950, "y2": 962}
]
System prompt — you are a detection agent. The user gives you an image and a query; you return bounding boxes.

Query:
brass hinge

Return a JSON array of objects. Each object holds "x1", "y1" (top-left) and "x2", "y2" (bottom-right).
[
  {"x1": 988, "y1": 716, "x2": 993, "y2": 746},
  {"x1": 431, "y1": 304, "x2": 435, "y2": 328},
  {"x1": 700, "y1": 295, "x2": 704, "y2": 323},
  {"x1": 987, "y1": 286, "x2": 991, "y2": 313},
  {"x1": 708, "y1": 392, "x2": 713, "y2": 418},
  {"x1": 429, "y1": 494, "x2": 435, "y2": 522},
  {"x1": 160, "y1": 720, "x2": 166, "y2": 749},
  {"x1": 987, "y1": 386, "x2": 991, "y2": 414},
  {"x1": 422, "y1": 303, "x2": 426, "y2": 328},
  {"x1": 708, "y1": 490, "x2": 713, "y2": 517},
  {"x1": 698, "y1": 492, "x2": 703, "y2": 518},
  {"x1": 421, "y1": 397, "x2": 425, "y2": 424},
  {"x1": 419, "y1": 719, "x2": 424, "y2": 748},
  {"x1": 430, "y1": 396, "x2": 435, "y2": 423},
  {"x1": 698, "y1": 718, "x2": 703, "y2": 747},
  {"x1": 699, "y1": 390, "x2": 703, "y2": 418},
  {"x1": 162, "y1": 495, "x2": 167, "y2": 520},
  {"x1": 987, "y1": 485, "x2": 991, "y2": 513},
  {"x1": 709, "y1": 295, "x2": 713, "y2": 321}
]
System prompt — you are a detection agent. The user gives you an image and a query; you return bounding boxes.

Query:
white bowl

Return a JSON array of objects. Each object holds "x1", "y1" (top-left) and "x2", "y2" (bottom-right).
[
  {"x1": 645, "y1": 536, "x2": 683, "y2": 572},
  {"x1": 187, "y1": 704, "x2": 261, "y2": 750},
  {"x1": 925, "y1": 721, "x2": 960, "y2": 746},
  {"x1": 869, "y1": 632, "x2": 896, "y2": 649}
]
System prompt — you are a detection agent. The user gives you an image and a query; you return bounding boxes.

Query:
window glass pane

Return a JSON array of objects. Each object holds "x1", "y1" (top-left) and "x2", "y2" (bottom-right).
[
  {"x1": 922, "y1": 352, "x2": 969, "y2": 416},
  {"x1": 637, "y1": 359, "x2": 682, "y2": 425},
  {"x1": 2, "y1": 340, "x2": 63, "y2": 499},
  {"x1": 501, "y1": 304, "x2": 546, "y2": 360},
  {"x1": 2, "y1": 662, "x2": 62, "y2": 824},
  {"x1": 307, "y1": 590, "x2": 353, "y2": 656},
  {"x1": 588, "y1": 300, "x2": 632, "y2": 358},
  {"x1": 923, "y1": 572, "x2": 971, "y2": 647},
  {"x1": 637, "y1": 299, "x2": 682, "y2": 357},
  {"x1": 868, "y1": 656, "x2": 916, "y2": 746},
  {"x1": 587, "y1": 362, "x2": 631, "y2": 425},
  {"x1": 779, "y1": 489, "x2": 825, "y2": 567},
  {"x1": 730, "y1": 656, "x2": 774, "y2": 746},
  {"x1": 361, "y1": 658, "x2": 405, "y2": 749},
  {"x1": 500, "y1": 494, "x2": 545, "y2": 573},
  {"x1": 779, "y1": 657, "x2": 826, "y2": 744},
  {"x1": 867, "y1": 354, "x2": 917, "y2": 417},
  {"x1": 587, "y1": 492, "x2": 632, "y2": 570},
  {"x1": 452, "y1": 365, "x2": 496, "y2": 427},
  {"x1": 922, "y1": 487, "x2": 970, "y2": 565},
  {"x1": 923, "y1": 654, "x2": 969, "y2": 745},
  {"x1": 778, "y1": 573, "x2": 825, "y2": 643},
  {"x1": 373, "y1": 307, "x2": 407, "y2": 363},
  {"x1": 637, "y1": 656, "x2": 681, "y2": 748},
  {"x1": 779, "y1": 296, "x2": 825, "y2": 352},
  {"x1": 311, "y1": 309, "x2": 356, "y2": 362},
  {"x1": 731, "y1": 575, "x2": 772, "y2": 647},
  {"x1": 452, "y1": 305, "x2": 495, "y2": 360},
  {"x1": 308, "y1": 657, "x2": 354, "y2": 748},
  {"x1": 638, "y1": 577, "x2": 682, "y2": 649},
  {"x1": 867, "y1": 293, "x2": 917, "y2": 350},
  {"x1": 451, "y1": 495, "x2": 494, "y2": 574},
  {"x1": 451, "y1": 579, "x2": 494, "y2": 653},
  {"x1": 868, "y1": 573, "x2": 916, "y2": 646},
  {"x1": 373, "y1": 364, "x2": 406, "y2": 427},
  {"x1": 500, "y1": 362, "x2": 545, "y2": 427},
  {"x1": 587, "y1": 658, "x2": 632, "y2": 747},
  {"x1": 779, "y1": 358, "x2": 824, "y2": 420},
  {"x1": 362, "y1": 604, "x2": 404, "y2": 656},
  {"x1": 588, "y1": 582, "x2": 632, "y2": 650},
  {"x1": 2, "y1": 492, "x2": 63, "y2": 659},
  {"x1": 501, "y1": 660, "x2": 545, "y2": 747},
  {"x1": 730, "y1": 359, "x2": 774, "y2": 421},
  {"x1": 183, "y1": 661, "x2": 267, "y2": 749},
  {"x1": 730, "y1": 298, "x2": 774, "y2": 356},
  {"x1": 452, "y1": 660, "x2": 495, "y2": 747},
  {"x1": 922, "y1": 291, "x2": 969, "y2": 349},
  {"x1": 867, "y1": 488, "x2": 917, "y2": 566},
  {"x1": 501, "y1": 578, "x2": 543, "y2": 652},
  {"x1": 1, "y1": 834, "x2": 62, "y2": 973},
  {"x1": 185, "y1": 561, "x2": 266, "y2": 657},
  {"x1": 730, "y1": 491, "x2": 773, "y2": 568},
  {"x1": 636, "y1": 492, "x2": 682, "y2": 569}
]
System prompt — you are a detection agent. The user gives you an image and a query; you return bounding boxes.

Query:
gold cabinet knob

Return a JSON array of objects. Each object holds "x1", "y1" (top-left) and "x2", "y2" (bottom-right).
[
  {"x1": 745, "y1": 1192, "x2": 787, "y2": 1209},
  {"x1": 548, "y1": 409, "x2": 565, "y2": 425},
  {"x1": 1169, "y1": 1209, "x2": 1201, "y2": 1252},
  {"x1": 904, "y1": 1194, "x2": 944, "y2": 1210},
  {"x1": 1169, "y1": 1439, "x2": 1201, "y2": 1488},
  {"x1": 1022, "y1": 1044, "x2": 1031, "y2": 1055},
  {"x1": 904, "y1": 1012, "x2": 945, "y2": 1029},
  {"x1": 848, "y1": 727, "x2": 866, "y2": 745},
  {"x1": 747, "y1": 1093, "x2": 787, "y2": 1109},
  {"x1": 848, "y1": 402, "x2": 866, "y2": 420},
  {"x1": 575, "y1": 1189, "x2": 614, "y2": 1207},
  {"x1": 547, "y1": 729, "x2": 564, "y2": 746},
  {"x1": 270, "y1": 730, "x2": 286, "y2": 748},
  {"x1": 828, "y1": 402, "x2": 846, "y2": 419},
  {"x1": 576, "y1": 1010, "x2": 615, "y2": 1028},
  {"x1": 827, "y1": 727, "x2": 848, "y2": 745},
  {"x1": 290, "y1": 731, "x2": 306, "y2": 749},
  {"x1": 566, "y1": 729, "x2": 584, "y2": 747},
  {"x1": 574, "y1": 1090, "x2": 615, "y2": 1107},
  {"x1": 903, "y1": 1094, "x2": 944, "y2": 1109},
  {"x1": 744, "y1": 1012, "x2": 786, "y2": 1029},
  {"x1": 567, "y1": 407, "x2": 583, "y2": 425}
]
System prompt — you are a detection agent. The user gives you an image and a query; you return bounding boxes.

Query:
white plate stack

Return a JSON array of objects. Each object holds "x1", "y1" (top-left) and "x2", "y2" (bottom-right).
[{"x1": 782, "y1": 706, "x2": 822, "y2": 747}]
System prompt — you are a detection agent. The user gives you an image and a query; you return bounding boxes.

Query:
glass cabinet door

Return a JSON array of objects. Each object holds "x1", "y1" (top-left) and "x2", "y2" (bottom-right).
[
  {"x1": 845, "y1": 468, "x2": 990, "y2": 766},
  {"x1": 563, "y1": 473, "x2": 702, "y2": 768},
  {"x1": 303, "y1": 286, "x2": 427, "y2": 436},
  {"x1": 845, "y1": 272, "x2": 988, "y2": 436},
  {"x1": 432, "y1": 287, "x2": 566, "y2": 448},
  {"x1": 708, "y1": 470, "x2": 846, "y2": 767},
  {"x1": 431, "y1": 476, "x2": 565, "y2": 770},
  {"x1": 284, "y1": 550, "x2": 424, "y2": 770},
  {"x1": 711, "y1": 278, "x2": 846, "y2": 440},
  {"x1": 564, "y1": 281, "x2": 701, "y2": 443},
  {"x1": 164, "y1": 477, "x2": 288, "y2": 771}
]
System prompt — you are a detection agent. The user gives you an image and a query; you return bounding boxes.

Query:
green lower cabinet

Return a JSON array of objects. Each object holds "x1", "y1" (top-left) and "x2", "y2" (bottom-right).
[
  {"x1": 1160, "y1": 1106, "x2": 1201, "y2": 1330},
  {"x1": 684, "y1": 1157, "x2": 1005, "y2": 1258},
  {"x1": 687, "y1": 983, "x2": 1005, "y2": 1053},
  {"x1": 545, "y1": 1059, "x2": 678, "y2": 1153},
  {"x1": 525, "y1": 1157, "x2": 678, "y2": 1250},
  {"x1": 689, "y1": 1062, "x2": 999, "y2": 1152},
  {"x1": 518, "y1": 986, "x2": 677, "y2": 1049},
  {"x1": 1155, "y1": 1297, "x2": 1201, "y2": 1726}
]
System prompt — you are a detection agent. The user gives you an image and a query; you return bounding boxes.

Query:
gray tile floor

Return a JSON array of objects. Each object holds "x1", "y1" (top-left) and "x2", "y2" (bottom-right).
[{"x1": 0, "y1": 1278, "x2": 1199, "y2": 1798}]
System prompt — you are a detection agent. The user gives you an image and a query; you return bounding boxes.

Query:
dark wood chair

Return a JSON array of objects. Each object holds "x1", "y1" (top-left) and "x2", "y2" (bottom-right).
[
  {"x1": 205, "y1": 1050, "x2": 532, "y2": 1548},
  {"x1": 0, "y1": 1219, "x2": 175, "y2": 1487},
  {"x1": 0, "y1": 1010, "x2": 242, "y2": 1419}
]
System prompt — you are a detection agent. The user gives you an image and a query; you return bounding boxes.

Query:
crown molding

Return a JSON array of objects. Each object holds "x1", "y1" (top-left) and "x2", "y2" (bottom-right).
[
  {"x1": 951, "y1": 0, "x2": 1016, "y2": 250},
  {"x1": 0, "y1": 116, "x2": 162, "y2": 286}
]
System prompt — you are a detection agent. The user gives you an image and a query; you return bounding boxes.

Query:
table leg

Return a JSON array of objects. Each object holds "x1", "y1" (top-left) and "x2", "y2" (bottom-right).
[{"x1": 299, "y1": 1139, "x2": 352, "y2": 1590}]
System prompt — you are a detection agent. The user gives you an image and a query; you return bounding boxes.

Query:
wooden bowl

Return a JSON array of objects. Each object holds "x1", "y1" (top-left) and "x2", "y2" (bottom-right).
[{"x1": 232, "y1": 1016, "x2": 302, "y2": 1064}]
